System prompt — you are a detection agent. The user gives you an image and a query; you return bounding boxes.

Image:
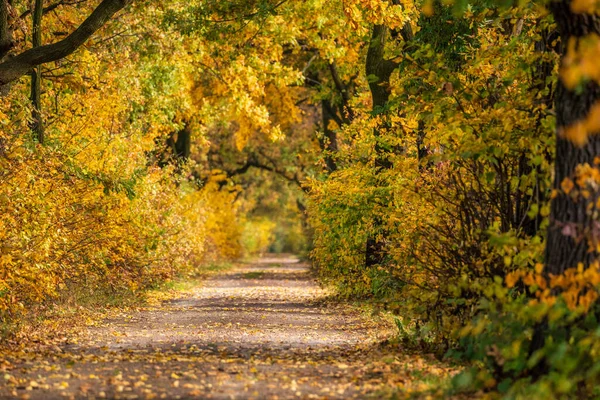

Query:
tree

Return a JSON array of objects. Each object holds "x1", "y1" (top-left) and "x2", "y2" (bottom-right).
[
  {"x1": 30, "y1": 0, "x2": 44, "y2": 143},
  {"x1": 364, "y1": 11, "x2": 412, "y2": 268},
  {"x1": 544, "y1": 1, "x2": 600, "y2": 275},
  {"x1": 0, "y1": 0, "x2": 132, "y2": 88}
]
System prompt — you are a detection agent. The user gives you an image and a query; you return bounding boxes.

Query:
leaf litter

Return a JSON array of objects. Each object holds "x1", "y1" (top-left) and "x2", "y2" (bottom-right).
[{"x1": 0, "y1": 255, "x2": 458, "y2": 399}]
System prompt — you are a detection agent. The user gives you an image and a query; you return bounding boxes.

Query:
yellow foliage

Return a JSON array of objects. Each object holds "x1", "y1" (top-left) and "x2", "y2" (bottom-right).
[
  {"x1": 570, "y1": 0, "x2": 600, "y2": 13},
  {"x1": 199, "y1": 177, "x2": 245, "y2": 261},
  {"x1": 0, "y1": 1, "x2": 259, "y2": 323}
]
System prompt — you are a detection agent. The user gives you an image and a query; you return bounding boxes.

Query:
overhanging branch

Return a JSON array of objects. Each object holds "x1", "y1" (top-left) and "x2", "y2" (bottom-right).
[
  {"x1": 224, "y1": 153, "x2": 307, "y2": 192},
  {"x1": 0, "y1": 0, "x2": 131, "y2": 86}
]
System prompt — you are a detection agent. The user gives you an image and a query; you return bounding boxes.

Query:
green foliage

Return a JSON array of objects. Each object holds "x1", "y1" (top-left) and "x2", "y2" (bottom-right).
[
  {"x1": 450, "y1": 290, "x2": 600, "y2": 398},
  {"x1": 0, "y1": 0, "x2": 269, "y2": 332},
  {"x1": 5, "y1": 0, "x2": 600, "y2": 397},
  {"x1": 415, "y1": 2, "x2": 477, "y2": 70}
]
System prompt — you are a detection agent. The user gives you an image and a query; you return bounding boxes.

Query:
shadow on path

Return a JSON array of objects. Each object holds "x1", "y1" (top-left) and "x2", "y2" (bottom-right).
[{"x1": 0, "y1": 254, "x2": 455, "y2": 399}]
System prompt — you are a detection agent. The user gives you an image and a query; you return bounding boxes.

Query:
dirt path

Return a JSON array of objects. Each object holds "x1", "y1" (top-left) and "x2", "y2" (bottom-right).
[{"x1": 0, "y1": 255, "x2": 455, "y2": 399}]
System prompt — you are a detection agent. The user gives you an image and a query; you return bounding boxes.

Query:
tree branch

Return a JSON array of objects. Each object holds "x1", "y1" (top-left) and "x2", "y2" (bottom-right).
[
  {"x1": 322, "y1": 98, "x2": 343, "y2": 127},
  {"x1": 328, "y1": 62, "x2": 348, "y2": 104},
  {"x1": 328, "y1": 61, "x2": 354, "y2": 122},
  {"x1": 19, "y1": 0, "x2": 89, "y2": 20},
  {"x1": 225, "y1": 153, "x2": 306, "y2": 191},
  {"x1": 0, "y1": 0, "x2": 131, "y2": 86}
]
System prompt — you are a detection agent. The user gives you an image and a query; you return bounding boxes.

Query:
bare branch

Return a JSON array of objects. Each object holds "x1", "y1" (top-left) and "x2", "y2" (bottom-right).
[
  {"x1": 328, "y1": 61, "x2": 354, "y2": 122},
  {"x1": 19, "y1": 0, "x2": 89, "y2": 20}
]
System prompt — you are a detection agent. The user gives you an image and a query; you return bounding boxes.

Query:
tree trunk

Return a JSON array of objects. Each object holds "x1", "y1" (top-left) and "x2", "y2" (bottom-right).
[
  {"x1": 529, "y1": 1, "x2": 600, "y2": 377},
  {"x1": 320, "y1": 99, "x2": 338, "y2": 173},
  {"x1": 0, "y1": 0, "x2": 13, "y2": 60},
  {"x1": 545, "y1": 1, "x2": 600, "y2": 276},
  {"x1": 30, "y1": 0, "x2": 44, "y2": 143},
  {"x1": 166, "y1": 122, "x2": 191, "y2": 162},
  {"x1": 364, "y1": 21, "x2": 409, "y2": 268}
]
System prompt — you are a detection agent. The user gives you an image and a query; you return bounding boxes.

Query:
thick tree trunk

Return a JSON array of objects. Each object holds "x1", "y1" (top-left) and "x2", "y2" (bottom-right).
[
  {"x1": 545, "y1": 1, "x2": 600, "y2": 275},
  {"x1": 529, "y1": 1, "x2": 600, "y2": 376},
  {"x1": 544, "y1": 81, "x2": 600, "y2": 273}
]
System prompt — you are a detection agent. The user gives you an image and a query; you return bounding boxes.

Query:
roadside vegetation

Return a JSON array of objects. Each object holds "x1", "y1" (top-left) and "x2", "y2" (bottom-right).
[{"x1": 2, "y1": 0, "x2": 600, "y2": 397}]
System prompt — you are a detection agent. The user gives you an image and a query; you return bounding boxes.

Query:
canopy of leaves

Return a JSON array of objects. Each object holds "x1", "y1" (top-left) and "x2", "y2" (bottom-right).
[{"x1": 3, "y1": 0, "x2": 600, "y2": 397}]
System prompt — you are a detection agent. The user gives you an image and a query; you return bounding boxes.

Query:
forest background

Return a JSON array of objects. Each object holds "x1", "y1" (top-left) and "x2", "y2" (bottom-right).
[{"x1": 1, "y1": 0, "x2": 600, "y2": 397}]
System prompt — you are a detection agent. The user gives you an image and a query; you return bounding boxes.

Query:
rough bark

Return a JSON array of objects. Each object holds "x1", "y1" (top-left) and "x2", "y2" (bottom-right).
[
  {"x1": 528, "y1": 1, "x2": 600, "y2": 377},
  {"x1": 0, "y1": 0, "x2": 13, "y2": 60},
  {"x1": 545, "y1": 1, "x2": 600, "y2": 276},
  {"x1": 0, "y1": 0, "x2": 131, "y2": 86}
]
